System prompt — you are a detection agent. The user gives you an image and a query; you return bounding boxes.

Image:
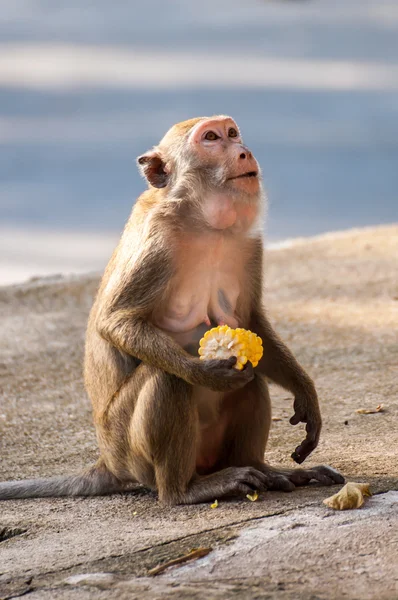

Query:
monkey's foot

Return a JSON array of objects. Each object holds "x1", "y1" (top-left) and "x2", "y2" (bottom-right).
[
  {"x1": 256, "y1": 464, "x2": 344, "y2": 491},
  {"x1": 293, "y1": 465, "x2": 344, "y2": 487},
  {"x1": 210, "y1": 466, "x2": 271, "y2": 496},
  {"x1": 174, "y1": 467, "x2": 273, "y2": 505}
]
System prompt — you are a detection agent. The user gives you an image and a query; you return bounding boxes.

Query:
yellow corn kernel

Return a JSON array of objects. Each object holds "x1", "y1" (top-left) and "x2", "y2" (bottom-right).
[
  {"x1": 198, "y1": 326, "x2": 263, "y2": 370},
  {"x1": 246, "y1": 491, "x2": 259, "y2": 502}
]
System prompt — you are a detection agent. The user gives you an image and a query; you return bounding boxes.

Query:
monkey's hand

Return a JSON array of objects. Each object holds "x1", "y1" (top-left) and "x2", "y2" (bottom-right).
[
  {"x1": 290, "y1": 390, "x2": 322, "y2": 464},
  {"x1": 192, "y1": 357, "x2": 254, "y2": 392}
]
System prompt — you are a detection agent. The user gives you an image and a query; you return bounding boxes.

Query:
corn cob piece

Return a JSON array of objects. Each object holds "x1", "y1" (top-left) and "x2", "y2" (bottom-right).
[{"x1": 198, "y1": 325, "x2": 263, "y2": 370}]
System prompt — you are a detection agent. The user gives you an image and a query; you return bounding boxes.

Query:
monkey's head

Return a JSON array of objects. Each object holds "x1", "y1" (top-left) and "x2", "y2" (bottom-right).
[{"x1": 137, "y1": 116, "x2": 262, "y2": 205}]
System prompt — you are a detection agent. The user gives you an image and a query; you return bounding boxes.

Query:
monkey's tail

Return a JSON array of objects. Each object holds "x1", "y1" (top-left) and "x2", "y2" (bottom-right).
[{"x1": 0, "y1": 460, "x2": 128, "y2": 500}]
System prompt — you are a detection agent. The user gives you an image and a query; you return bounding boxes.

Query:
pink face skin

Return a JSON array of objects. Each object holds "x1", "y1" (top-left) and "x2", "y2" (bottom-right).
[
  {"x1": 187, "y1": 117, "x2": 261, "y2": 230},
  {"x1": 187, "y1": 116, "x2": 260, "y2": 195}
]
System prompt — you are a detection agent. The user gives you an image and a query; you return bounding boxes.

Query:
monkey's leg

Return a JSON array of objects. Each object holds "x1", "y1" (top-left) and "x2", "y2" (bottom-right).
[
  {"x1": 127, "y1": 367, "x2": 273, "y2": 506},
  {"x1": 219, "y1": 375, "x2": 344, "y2": 490}
]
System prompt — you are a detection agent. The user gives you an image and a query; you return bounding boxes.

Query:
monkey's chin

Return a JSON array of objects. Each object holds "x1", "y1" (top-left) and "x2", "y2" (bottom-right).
[{"x1": 227, "y1": 176, "x2": 260, "y2": 197}]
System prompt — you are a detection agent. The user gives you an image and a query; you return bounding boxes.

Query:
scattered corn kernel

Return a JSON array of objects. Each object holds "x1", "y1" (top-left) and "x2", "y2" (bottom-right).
[
  {"x1": 199, "y1": 326, "x2": 263, "y2": 370},
  {"x1": 210, "y1": 499, "x2": 219, "y2": 509},
  {"x1": 246, "y1": 491, "x2": 259, "y2": 502}
]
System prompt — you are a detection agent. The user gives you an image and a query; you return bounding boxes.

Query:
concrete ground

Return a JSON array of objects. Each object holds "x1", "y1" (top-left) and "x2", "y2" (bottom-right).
[{"x1": 0, "y1": 225, "x2": 397, "y2": 599}]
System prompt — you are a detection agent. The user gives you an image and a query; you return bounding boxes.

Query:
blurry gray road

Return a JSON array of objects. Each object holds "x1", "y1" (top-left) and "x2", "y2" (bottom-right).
[{"x1": 0, "y1": 0, "x2": 397, "y2": 254}]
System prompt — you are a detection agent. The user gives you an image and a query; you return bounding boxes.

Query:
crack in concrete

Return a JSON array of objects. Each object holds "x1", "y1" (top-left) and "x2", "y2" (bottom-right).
[
  {"x1": 2, "y1": 588, "x2": 33, "y2": 600},
  {"x1": 0, "y1": 505, "x2": 300, "y2": 599},
  {"x1": 0, "y1": 528, "x2": 27, "y2": 544}
]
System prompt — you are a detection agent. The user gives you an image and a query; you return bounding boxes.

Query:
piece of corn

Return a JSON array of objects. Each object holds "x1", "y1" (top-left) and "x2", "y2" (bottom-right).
[
  {"x1": 246, "y1": 491, "x2": 259, "y2": 502},
  {"x1": 198, "y1": 326, "x2": 263, "y2": 370}
]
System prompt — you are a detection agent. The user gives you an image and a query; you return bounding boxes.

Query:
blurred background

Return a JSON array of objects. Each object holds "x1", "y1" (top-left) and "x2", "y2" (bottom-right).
[{"x1": 0, "y1": 0, "x2": 397, "y2": 285}]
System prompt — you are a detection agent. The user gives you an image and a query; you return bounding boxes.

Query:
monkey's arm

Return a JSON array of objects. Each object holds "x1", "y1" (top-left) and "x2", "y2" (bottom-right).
[
  {"x1": 250, "y1": 309, "x2": 322, "y2": 464},
  {"x1": 97, "y1": 243, "x2": 252, "y2": 392}
]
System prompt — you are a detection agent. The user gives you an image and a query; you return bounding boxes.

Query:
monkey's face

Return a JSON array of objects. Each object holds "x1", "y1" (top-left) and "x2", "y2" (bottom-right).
[
  {"x1": 186, "y1": 116, "x2": 260, "y2": 197},
  {"x1": 137, "y1": 116, "x2": 261, "y2": 203}
]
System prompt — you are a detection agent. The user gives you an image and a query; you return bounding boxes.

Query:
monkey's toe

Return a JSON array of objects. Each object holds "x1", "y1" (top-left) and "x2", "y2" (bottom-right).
[
  {"x1": 269, "y1": 475, "x2": 296, "y2": 493},
  {"x1": 258, "y1": 470, "x2": 296, "y2": 492},
  {"x1": 224, "y1": 466, "x2": 271, "y2": 495},
  {"x1": 308, "y1": 465, "x2": 345, "y2": 486}
]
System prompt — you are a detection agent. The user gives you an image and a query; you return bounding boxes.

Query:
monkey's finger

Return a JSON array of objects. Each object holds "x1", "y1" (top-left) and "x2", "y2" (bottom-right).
[
  {"x1": 291, "y1": 438, "x2": 317, "y2": 464},
  {"x1": 213, "y1": 356, "x2": 237, "y2": 368},
  {"x1": 242, "y1": 361, "x2": 254, "y2": 379},
  {"x1": 229, "y1": 362, "x2": 254, "y2": 386},
  {"x1": 243, "y1": 360, "x2": 253, "y2": 371},
  {"x1": 289, "y1": 412, "x2": 302, "y2": 426},
  {"x1": 291, "y1": 449, "x2": 305, "y2": 464},
  {"x1": 306, "y1": 418, "x2": 320, "y2": 438},
  {"x1": 205, "y1": 357, "x2": 237, "y2": 369}
]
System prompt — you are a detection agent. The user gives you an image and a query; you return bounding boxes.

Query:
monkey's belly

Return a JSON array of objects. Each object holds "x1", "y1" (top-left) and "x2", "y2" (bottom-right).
[
  {"x1": 196, "y1": 424, "x2": 226, "y2": 474},
  {"x1": 193, "y1": 386, "x2": 229, "y2": 473}
]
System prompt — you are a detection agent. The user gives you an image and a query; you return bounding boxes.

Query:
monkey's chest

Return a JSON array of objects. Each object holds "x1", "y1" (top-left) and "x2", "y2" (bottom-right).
[{"x1": 152, "y1": 236, "x2": 245, "y2": 344}]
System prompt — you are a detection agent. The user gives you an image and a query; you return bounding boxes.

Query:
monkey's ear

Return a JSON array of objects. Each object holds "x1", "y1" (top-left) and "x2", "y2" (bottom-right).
[{"x1": 137, "y1": 150, "x2": 168, "y2": 189}]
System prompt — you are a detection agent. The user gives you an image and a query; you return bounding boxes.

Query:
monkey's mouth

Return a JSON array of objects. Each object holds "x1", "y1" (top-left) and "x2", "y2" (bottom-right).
[{"x1": 229, "y1": 171, "x2": 258, "y2": 180}]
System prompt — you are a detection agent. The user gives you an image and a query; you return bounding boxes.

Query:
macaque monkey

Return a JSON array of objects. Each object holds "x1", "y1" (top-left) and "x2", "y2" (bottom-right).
[{"x1": 0, "y1": 116, "x2": 343, "y2": 504}]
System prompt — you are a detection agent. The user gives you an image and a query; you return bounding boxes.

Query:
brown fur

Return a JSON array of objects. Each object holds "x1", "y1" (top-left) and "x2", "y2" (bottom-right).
[{"x1": 0, "y1": 116, "x2": 343, "y2": 503}]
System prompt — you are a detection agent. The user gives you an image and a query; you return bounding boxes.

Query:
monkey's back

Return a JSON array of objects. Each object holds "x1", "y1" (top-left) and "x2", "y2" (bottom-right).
[{"x1": 83, "y1": 194, "x2": 154, "y2": 417}]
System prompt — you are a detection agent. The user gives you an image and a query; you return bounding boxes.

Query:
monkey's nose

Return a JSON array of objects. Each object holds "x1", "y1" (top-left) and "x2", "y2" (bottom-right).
[{"x1": 239, "y1": 146, "x2": 252, "y2": 160}]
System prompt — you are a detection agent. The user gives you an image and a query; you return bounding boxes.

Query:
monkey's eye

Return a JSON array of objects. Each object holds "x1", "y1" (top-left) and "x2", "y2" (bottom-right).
[
  {"x1": 228, "y1": 127, "x2": 238, "y2": 138},
  {"x1": 204, "y1": 131, "x2": 219, "y2": 141}
]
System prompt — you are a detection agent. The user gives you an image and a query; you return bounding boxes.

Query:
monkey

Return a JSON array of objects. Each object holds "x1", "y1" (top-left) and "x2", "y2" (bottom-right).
[{"x1": 0, "y1": 115, "x2": 344, "y2": 504}]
